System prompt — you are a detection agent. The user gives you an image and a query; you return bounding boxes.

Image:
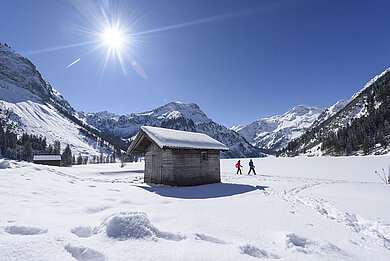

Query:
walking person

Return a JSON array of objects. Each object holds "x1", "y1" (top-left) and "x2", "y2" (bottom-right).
[
  {"x1": 235, "y1": 160, "x2": 242, "y2": 174},
  {"x1": 248, "y1": 159, "x2": 256, "y2": 175}
]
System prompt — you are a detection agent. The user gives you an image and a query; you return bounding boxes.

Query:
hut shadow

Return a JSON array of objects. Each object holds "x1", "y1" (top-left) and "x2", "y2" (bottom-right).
[
  {"x1": 137, "y1": 183, "x2": 268, "y2": 199},
  {"x1": 99, "y1": 170, "x2": 144, "y2": 176}
]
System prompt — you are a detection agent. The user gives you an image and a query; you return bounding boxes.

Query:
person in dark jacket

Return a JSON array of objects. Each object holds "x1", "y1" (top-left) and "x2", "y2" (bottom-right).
[
  {"x1": 248, "y1": 159, "x2": 256, "y2": 175},
  {"x1": 235, "y1": 160, "x2": 242, "y2": 174}
]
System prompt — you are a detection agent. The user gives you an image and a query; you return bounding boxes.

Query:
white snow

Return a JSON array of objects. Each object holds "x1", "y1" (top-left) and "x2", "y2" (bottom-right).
[
  {"x1": 139, "y1": 126, "x2": 229, "y2": 151},
  {"x1": 0, "y1": 156, "x2": 390, "y2": 260}
]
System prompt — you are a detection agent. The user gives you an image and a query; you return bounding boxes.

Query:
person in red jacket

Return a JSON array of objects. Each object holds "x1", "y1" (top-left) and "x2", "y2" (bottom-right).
[{"x1": 235, "y1": 160, "x2": 242, "y2": 174}]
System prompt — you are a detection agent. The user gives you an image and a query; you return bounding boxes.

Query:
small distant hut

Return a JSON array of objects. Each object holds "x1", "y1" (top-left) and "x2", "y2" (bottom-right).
[
  {"x1": 127, "y1": 126, "x2": 229, "y2": 186},
  {"x1": 33, "y1": 155, "x2": 62, "y2": 166}
]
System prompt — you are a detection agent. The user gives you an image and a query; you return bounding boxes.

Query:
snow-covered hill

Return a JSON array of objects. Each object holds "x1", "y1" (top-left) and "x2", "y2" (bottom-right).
[
  {"x1": 231, "y1": 105, "x2": 325, "y2": 153},
  {"x1": 0, "y1": 43, "x2": 113, "y2": 156},
  {"x1": 79, "y1": 102, "x2": 264, "y2": 158}
]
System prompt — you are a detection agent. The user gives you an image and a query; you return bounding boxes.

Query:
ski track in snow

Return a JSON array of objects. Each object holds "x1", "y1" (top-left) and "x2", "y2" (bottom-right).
[{"x1": 245, "y1": 174, "x2": 390, "y2": 253}]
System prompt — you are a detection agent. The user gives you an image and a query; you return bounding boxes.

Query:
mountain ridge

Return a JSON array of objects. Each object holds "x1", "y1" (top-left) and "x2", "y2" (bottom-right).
[
  {"x1": 231, "y1": 105, "x2": 326, "y2": 153},
  {"x1": 79, "y1": 101, "x2": 265, "y2": 158},
  {"x1": 280, "y1": 67, "x2": 390, "y2": 156},
  {"x1": 0, "y1": 43, "x2": 118, "y2": 157}
]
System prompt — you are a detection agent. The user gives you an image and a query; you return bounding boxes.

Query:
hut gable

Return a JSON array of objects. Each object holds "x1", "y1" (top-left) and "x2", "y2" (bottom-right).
[{"x1": 127, "y1": 126, "x2": 229, "y2": 186}]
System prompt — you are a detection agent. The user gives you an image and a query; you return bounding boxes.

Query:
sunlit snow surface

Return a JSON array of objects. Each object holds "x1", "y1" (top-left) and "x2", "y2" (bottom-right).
[{"x1": 0, "y1": 156, "x2": 390, "y2": 260}]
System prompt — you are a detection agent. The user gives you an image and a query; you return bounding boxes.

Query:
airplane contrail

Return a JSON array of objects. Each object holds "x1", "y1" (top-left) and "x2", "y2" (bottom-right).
[{"x1": 65, "y1": 58, "x2": 81, "y2": 69}]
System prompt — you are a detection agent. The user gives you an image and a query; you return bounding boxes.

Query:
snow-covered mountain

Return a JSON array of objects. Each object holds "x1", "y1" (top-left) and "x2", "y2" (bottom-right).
[
  {"x1": 231, "y1": 105, "x2": 325, "y2": 153},
  {"x1": 281, "y1": 67, "x2": 390, "y2": 156},
  {"x1": 79, "y1": 102, "x2": 264, "y2": 158},
  {"x1": 0, "y1": 43, "x2": 115, "y2": 156},
  {"x1": 312, "y1": 99, "x2": 349, "y2": 127}
]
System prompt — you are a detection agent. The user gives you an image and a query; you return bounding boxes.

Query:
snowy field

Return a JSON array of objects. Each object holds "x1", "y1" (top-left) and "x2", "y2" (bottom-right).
[{"x1": 0, "y1": 156, "x2": 390, "y2": 261}]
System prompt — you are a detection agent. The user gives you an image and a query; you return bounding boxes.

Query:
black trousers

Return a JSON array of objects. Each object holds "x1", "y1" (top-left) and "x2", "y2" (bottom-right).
[
  {"x1": 236, "y1": 168, "x2": 242, "y2": 174},
  {"x1": 248, "y1": 168, "x2": 256, "y2": 175}
]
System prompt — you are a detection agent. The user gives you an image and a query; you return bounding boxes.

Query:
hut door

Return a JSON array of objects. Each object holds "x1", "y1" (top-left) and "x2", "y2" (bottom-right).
[{"x1": 152, "y1": 154, "x2": 162, "y2": 183}]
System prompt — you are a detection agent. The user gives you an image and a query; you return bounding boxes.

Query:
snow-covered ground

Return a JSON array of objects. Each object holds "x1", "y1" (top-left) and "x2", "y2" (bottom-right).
[{"x1": 0, "y1": 156, "x2": 389, "y2": 260}]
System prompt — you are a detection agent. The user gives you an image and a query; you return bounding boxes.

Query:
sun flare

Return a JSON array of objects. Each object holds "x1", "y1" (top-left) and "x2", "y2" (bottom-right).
[{"x1": 100, "y1": 26, "x2": 126, "y2": 49}]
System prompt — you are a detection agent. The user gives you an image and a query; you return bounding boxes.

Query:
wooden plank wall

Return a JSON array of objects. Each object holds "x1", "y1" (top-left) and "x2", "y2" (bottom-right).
[
  {"x1": 171, "y1": 149, "x2": 220, "y2": 186},
  {"x1": 144, "y1": 142, "x2": 162, "y2": 184},
  {"x1": 143, "y1": 143, "x2": 221, "y2": 186}
]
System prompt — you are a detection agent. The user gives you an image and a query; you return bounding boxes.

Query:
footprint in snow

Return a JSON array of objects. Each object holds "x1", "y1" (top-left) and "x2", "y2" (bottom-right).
[
  {"x1": 239, "y1": 244, "x2": 279, "y2": 259},
  {"x1": 71, "y1": 226, "x2": 93, "y2": 238},
  {"x1": 195, "y1": 233, "x2": 227, "y2": 244},
  {"x1": 107, "y1": 188, "x2": 121, "y2": 192},
  {"x1": 65, "y1": 244, "x2": 107, "y2": 261},
  {"x1": 84, "y1": 206, "x2": 110, "y2": 214},
  {"x1": 4, "y1": 225, "x2": 47, "y2": 235}
]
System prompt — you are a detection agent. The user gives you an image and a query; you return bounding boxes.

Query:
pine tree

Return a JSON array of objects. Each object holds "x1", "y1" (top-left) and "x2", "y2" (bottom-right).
[
  {"x1": 62, "y1": 145, "x2": 72, "y2": 167},
  {"x1": 82, "y1": 156, "x2": 88, "y2": 164},
  {"x1": 363, "y1": 136, "x2": 370, "y2": 155},
  {"x1": 53, "y1": 140, "x2": 61, "y2": 154},
  {"x1": 23, "y1": 141, "x2": 33, "y2": 162},
  {"x1": 77, "y1": 153, "x2": 83, "y2": 165}
]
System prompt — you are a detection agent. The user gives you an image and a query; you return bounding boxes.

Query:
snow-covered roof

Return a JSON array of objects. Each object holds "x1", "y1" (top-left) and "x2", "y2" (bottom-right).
[
  {"x1": 33, "y1": 155, "x2": 61, "y2": 161},
  {"x1": 129, "y1": 126, "x2": 229, "y2": 152}
]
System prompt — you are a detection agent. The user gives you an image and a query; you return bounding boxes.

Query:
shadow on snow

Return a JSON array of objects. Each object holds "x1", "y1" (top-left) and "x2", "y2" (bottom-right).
[
  {"x1": 99, "y1": 170, "x2": 144, "y2": 176},
  {"x1": 137, "y1": 183, "x2": 268, "y2": 199}
]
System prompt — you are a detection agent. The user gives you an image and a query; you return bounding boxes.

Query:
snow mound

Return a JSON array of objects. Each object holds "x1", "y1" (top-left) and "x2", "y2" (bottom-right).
[
  {"x1": 4, "y1": 225, "x2": 47, "y2": 235},
  {"x1": 0, "y1": 160, "x2": 10, "y2": 169},
  {"x1": 239, "y1": 244, "x2": 279, "y2": 259},
  {"x1": 104, "y1": 212, "x2": 186, "y2": 241},
  {"x1": 65, "y1": 244, "x2": 107, "y2": 261},
  {"x1": 285, "y1": 233, "x2": 345, "y2": 256},
  {"x1": 71, "y1": 226, "x2": 92, "y2": 238}
]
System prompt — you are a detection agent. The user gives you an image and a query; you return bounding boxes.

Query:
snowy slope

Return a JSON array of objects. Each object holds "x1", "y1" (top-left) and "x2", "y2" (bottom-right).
[
  {"x1": 0, "y1": 43, "x2": 111, "y2": 155},
  {"x1": 79, "y1": 102, "x2": 263, "y2": 158},
  {"x1": 312, "y1": 99, "x2": 349, "y2": 127},
  {"x1": 232, "y1": 105, "x2": 325, "y2": 153},
  {"x1": 1, "y1": 156, "x2": 389, "y2": 260},
  {"x1": 283, "y1": 67, "x2": 390, "y2": 156}
]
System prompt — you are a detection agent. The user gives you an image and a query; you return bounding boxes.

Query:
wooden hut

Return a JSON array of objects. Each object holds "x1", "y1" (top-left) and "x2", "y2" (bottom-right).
[
  {"x1": 127, "y1": 126, "x2": 229, "y2": 186},
  {"x1": 33, "y1": 155, "x2": 62, "y2": 166}
]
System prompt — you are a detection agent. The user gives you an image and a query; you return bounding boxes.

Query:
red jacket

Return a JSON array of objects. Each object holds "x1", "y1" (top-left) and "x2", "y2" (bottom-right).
[{"x1": 235, "y1": 162, "x2": 242, "y2": 168}]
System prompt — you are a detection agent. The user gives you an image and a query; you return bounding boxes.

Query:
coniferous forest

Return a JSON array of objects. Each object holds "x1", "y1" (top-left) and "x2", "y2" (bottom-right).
[{"x1": 279, "y1": 70, "x2": 390, "y2": 156}]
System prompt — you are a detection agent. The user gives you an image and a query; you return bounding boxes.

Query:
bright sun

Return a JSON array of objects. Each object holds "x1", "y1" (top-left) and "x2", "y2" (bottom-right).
[{"x1": 100, "y1": 26, "x2": 126, "y2": 50}]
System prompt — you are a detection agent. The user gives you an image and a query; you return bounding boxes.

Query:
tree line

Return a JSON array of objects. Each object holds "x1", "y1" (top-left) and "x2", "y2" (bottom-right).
[{"x1": 0, "y1": 120, "x2": 122, "y2": 166}]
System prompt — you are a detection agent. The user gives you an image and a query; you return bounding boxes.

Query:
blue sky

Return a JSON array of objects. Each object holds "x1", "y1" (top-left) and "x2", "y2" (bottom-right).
[{"x1": 1, "y1": 0, "x2": 390, "y2": 127}]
